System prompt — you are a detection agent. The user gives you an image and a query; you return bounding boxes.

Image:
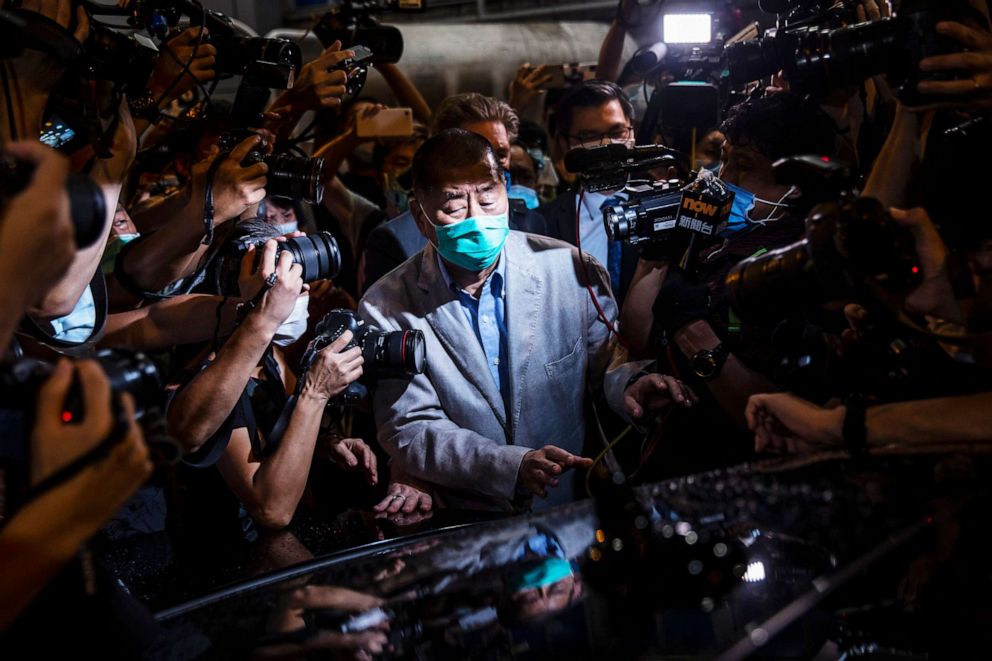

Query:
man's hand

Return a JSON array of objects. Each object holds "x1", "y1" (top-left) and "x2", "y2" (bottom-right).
[
  {"x1": 290, "y1": 40, "x2": 353, "y2": 110},
  {"x1": 327, "y1": 437, "x2": 378, "y2": 485},
  {"x1": 374, "y1": 479, "x2": 433, "y2": 515},
  {"x1": 517, "y1": 445, "x2": 593, "y2": 499},
  {"x1": 301, "y1": 330, "x2": 363, "y2": 401},
  {"x1": 915, "y1": 21, "x2": 992, "y2": 111},
  {"x1": 623, "y1": 374, "x2": 695, "y2": 420},
  {"x1": 0, "y1": 141, "x2": 75, "y2": 309},
  {"x1": 890, "y1": 206, "x2": 963, "y2": 323},
  {"x1": 30, "y1": 358, "x2": 152, "y2": 489},
  {"x1": 252, "y1": 240, "x2": 307, "y2": 330},
  {"x1": 508, "y1": 63, "x2": 551, "y2": 111},
  {"x1": 746, "y1": 392, "x2": 845, "y2": 454},
  {"x1": 192, "y1": 135, "x2": 268, "y2": 223},
  {"x1": 147, "y1": 27, "x2": 217, "y2": 105},
  {"x1": 855, "y1": 0, "x2": 890, "y2": 23}
]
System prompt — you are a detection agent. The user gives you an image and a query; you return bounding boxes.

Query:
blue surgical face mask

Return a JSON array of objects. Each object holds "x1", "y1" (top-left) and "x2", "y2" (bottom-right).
[
  {"x1": 421, "y1": 203, "x2": 509, "y2": 272},
  {"x1": 508, "y1": 184, "x2": 540, "y2": 210},
  {"x1": 721, "y1": 181, "x2": 797, "y2": 236},
  {"x1": 273, "y1": 222, "x2": 298, "y2": 235}
]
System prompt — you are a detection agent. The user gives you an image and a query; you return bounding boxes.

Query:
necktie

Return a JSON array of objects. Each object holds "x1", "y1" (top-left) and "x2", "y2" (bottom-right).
[{"x1": 600, "y1": 196, "x2": 623, "y2": 295}]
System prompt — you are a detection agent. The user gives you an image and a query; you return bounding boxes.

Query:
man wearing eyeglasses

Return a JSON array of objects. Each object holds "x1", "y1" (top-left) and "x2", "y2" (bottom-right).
[{"x1": 540, "y1": 79, "x2": 640, "y2": 303}]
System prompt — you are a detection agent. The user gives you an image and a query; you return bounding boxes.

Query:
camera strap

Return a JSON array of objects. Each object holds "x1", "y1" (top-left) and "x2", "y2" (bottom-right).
[
  {"x1": 18, "y1": 270, "x2": 108, "y2": 357},
  {"x1": 201, "y1": 151, "x2": 232, "y2": 247}
]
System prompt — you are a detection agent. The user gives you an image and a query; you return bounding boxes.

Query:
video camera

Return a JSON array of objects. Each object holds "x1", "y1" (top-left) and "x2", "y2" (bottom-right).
[
  {"x1": 725, "y1": 0, "x2": 977, "y2": 105},
  {"x1": 725, "y1": 155, "x2": 921, "y2": 322},
  {"x1": 0, "y1": 154, "x2": 106, "y2": 249},
  {"x1": 300, "y1": 309, "x2": 425, "y2": 406},
  {"x1": 566, "y1": 144, "x2": 734, "y2": 263},
  {"x1": 313, "y1": 0, "x2": 425, "y2": 65}
]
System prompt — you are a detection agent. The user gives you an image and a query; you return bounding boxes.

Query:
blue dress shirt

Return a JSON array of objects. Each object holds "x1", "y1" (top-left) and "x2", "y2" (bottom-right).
[{"x1": 436, "y1": 252, "x2": 509, "y2": 404}]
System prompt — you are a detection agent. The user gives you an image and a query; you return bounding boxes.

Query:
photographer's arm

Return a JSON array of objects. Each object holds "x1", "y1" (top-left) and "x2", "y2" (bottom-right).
[
  {"x1": 167, "y1": 243, "x2": 293, "y2": 452},
  {"x1": 0, "y1": 360, "x2": 150, "y2": 630},
  {"x1": 266, "y1": 42, "x2": 352, "y2": 141},
  {"x1": 216, "y1": 336, "x2": 362, "y2": 529},
  {"x1": 116, "y1": 136, "x2": 267, "y2": 294},
  {"x1": 30, "y1": 102, "x2": 136, "y2": 318},
  {"x1": 747, "y1": 391, "x2": 992, "y2": 454},
  {"x1": 675, "y1": 319, "x2": 775, "y2": 429},
  {"x1": 101, "y1": 294, "x2": 241, "y2": 350},
  {"x1": 620, "y1": 258, "x2": 669, "y2": 359},
  {"x1": 596, "y1": 8, "x2": 630, "y2": 83},
  {"x1": 861, "y1": 104, "x2": 924, "y2": 209},
  {"x1": 376, "y1": 63, "x2": 432, "y2": 125}
]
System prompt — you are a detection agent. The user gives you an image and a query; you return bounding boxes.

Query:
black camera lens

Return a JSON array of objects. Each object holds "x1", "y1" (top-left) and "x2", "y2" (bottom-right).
[
  {"x1": 213, "y1": 34, "x2": 302, "y2": 79},
  {"x1": 278, "y1": 231, "x2": 341, "y2": 282},
  {"x1": 604, "y1": 207, "x2": 630, "y2": 242},
  {"x1": 94, "y1": 348, "x2": 162, "y2": 420},
  {"x1": 0, "y1": 157, "x2": 107, "y2": 249},
  {"x1": 361, "y1": 327, "x2": 425, "y2": 376},
  {"x1": 262, "y1": 153, "x2": 326, "y2": 205}
]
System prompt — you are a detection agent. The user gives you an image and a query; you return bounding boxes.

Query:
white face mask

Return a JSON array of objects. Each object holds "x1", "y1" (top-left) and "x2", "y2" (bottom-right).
[{"x1": 272, "y1": 295, "x2": 310, "y2": 347}]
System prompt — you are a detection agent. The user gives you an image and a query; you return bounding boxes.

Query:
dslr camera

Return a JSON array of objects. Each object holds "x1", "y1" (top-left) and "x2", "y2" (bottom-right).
[
  {"x1": 313, "y1": 0, "x2": 426, "y2": 65},
  {"x1": 233, "y1": 230, "x2": 343, "y2": 283},
  {"x1": 0, "y1": 349, "x2": 175, "y2": 515},
  {"x1": 300, "y1": 309, "x2": 426, "y2": 406},
  {"x1": 725, "y1": 0, "x2": 978, "y2": 105},
  {"x1": 218, "y1": 132, "x2": 327, "y2": 205}
]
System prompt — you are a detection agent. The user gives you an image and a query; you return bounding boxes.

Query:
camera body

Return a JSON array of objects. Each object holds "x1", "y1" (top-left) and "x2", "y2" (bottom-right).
[
  {"x1": 0, "y1": 155, "x2": 106, "y2": 249},
  {"x1": 726, "y1": 0, "x2": 972, "y2": 105},
  {"x1": 301, "y1": 309, "x2": 425, "y2": 406},
  {"x1": 313, "y1": 0, "x2": 425, "y2": 65},
  {"x1": 0, "y1": 349, "x2": 168, "y2": 516},
  {"x1": 217, "y1": 131, "x2": 326, "y2": 205}
]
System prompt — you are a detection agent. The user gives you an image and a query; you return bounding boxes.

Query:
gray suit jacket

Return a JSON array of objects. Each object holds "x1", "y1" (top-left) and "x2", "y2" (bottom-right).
[{"x1": 358, "y1": 231, "x2": 642, "y2": 512}]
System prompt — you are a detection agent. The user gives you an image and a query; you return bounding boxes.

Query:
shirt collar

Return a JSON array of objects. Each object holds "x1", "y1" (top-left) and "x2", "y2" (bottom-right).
[{"x1": 435, "y1": 249, "x2": 506, "y2": 299}]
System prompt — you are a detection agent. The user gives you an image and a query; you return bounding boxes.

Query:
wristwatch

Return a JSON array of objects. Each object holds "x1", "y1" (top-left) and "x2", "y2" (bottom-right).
[
  {"x1": 127, "y1": 92, "x2": 161, "y2": 122},
  {"x1": 690, "y1": 344, "x2": 728, "y2": 381}
]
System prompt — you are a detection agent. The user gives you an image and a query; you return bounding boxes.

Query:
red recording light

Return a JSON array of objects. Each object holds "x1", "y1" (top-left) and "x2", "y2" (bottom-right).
[
  {"x1": 61, "y1": 411, "x2": 73, "y2": 423},
  {"x1": 820, "y1": 156, "x2": 831, "y2": 162},
  {"x1": 911, "y1": 266, "x2": 920, "y2": 275}
]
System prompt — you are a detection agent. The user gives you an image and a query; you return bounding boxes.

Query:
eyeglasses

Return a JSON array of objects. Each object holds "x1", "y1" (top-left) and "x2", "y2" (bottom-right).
[{"x1": 567, "y1": 125, "x2": 633, "y2": 146}]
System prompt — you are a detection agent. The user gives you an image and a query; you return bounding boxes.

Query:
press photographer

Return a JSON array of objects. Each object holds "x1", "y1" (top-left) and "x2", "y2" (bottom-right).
[
  {"x1": 616, "y1": 92, "x2": 838, "y2": 477},
  {"x1": 166, "y1": 224, "x2": 375, "y2": 533}
]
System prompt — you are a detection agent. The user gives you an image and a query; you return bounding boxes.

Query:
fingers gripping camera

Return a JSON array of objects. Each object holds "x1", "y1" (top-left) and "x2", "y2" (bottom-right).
[{"x1": 300, "y1": 310, "x2": 426, "y2": 406}]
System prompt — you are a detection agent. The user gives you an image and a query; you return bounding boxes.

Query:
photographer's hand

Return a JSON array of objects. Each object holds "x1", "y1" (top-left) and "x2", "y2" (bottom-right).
[
  {"x1": 746, "y1": 393, "x2": 844, "y2": 454},
  {"x1": 890, "y1": 206, "x2": 964, "y2": 323},
  {"x1": 915, "y1": 21, "x2": 992, "y2": 111},
  {"x1": 622, "y1": 374, "x2": 695, "y2": 420},
  {"x1": 192, "y1": 135, "x2": 268, "y2": 224},
  {"x1": 148, "y1": 26, "x2": 217, "y2": 106},
  {"x1": 30, "y1": 358, "x2": 151, "y2": 487},
  {"x1": 508, "y1": 63, "x2": 551, "y2": 113},
  {"x1": 300, "y1": 330, "x2": 363, "y2": 402},
  {"x1": 253, "y1": 240, "x2": 308, "y2": 332},
  {"x1": 373, "y1": 474, "x2": 433, "y2": 515},
  {"x1": 289, "y1": 40, "x2": 353, "y2": 110},
  {"x1": 326, "y1": 436, "x2": 378, "y2": 485},
  {"x1": 516, "y1": 446, "x2": 594, "y2": 499}
]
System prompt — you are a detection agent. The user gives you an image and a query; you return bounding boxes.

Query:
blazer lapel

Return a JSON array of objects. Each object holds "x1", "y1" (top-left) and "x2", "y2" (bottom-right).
[
  {"x1": 503, "y1": 233, "x2": 543, "y2": 440},
  {"x1": 417, "y1": 246, "x2": 508, "y2": 430}
]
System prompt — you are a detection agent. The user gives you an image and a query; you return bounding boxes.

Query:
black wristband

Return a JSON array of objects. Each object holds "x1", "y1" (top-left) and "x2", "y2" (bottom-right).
[{"x1": 842, "y1": 395, "x2": 868, "y2": 457}]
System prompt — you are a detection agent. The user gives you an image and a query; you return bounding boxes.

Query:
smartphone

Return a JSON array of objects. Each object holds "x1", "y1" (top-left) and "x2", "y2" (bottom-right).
[
  {"x1": 39, "y1": 115, "x2": 84, "y2": 153},
  {"x1": 536, "y1": 62, "x2": 598, "y2": 90},
  {"x1": 356, "y1": 107, "x2": 414, "y2": 138}
]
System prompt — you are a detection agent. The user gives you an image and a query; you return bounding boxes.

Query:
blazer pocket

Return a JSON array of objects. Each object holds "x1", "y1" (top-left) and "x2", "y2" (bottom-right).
[{"x1": 544, "y1": 338, "x2": 583, "y2": 381}]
